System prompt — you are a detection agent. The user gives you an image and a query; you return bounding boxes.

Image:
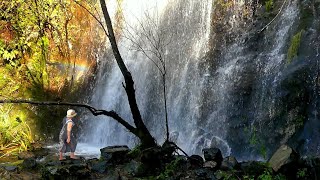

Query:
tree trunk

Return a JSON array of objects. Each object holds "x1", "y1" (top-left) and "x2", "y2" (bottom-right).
[{"x1": 99, "y1": 0, "x2": 156, "y2": 148}]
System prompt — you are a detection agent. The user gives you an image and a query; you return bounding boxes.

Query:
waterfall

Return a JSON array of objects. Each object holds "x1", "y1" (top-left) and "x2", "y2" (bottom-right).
[
  {"x1": 83, "y1": 0, "x2": 215, "y2": 155},
  {"x1": 81, "y1": 0, "x2": 305, "y2": 159}
]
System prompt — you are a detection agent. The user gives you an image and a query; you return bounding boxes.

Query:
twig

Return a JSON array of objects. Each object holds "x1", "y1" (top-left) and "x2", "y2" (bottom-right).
[
  {"x1": 258, "y1": 0, "x2": 288, "y2": 33},
  {"x1": 171, "y1": 142, "x2": 189, "y2": 157},
  {"x1": 73, "y1": 0, "x2": 109, "y2": 37}
]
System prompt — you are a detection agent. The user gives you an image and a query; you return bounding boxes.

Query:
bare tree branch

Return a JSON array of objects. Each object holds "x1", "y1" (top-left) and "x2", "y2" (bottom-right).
[
  {"x1": 121, "y1": 6, "x2": 171, "y2": 141},
  {"x1": 73, "y1": 0, "x2": 109, "y2": 37},
  {"x1": 0, "y1": 99, "x2": 137, "y2": 133}
]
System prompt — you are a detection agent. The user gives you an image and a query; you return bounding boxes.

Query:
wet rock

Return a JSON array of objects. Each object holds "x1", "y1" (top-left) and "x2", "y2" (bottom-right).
[
  {"x1": 100, "y1": 145, "x2": 130, "y2": 164},
  {"x1": 268, "y1": 144, "x2": 299, "y2": 172},
  {"x1": 202, "y1": 148, "x2": 223, "y2": 167},
  {"x1": 4, "y1": 166, "x2": 17, "y2": 172},
  {"x1": 203, "y1": 161, "x2": 218, "y2": 169},
  {"x1": 221, "y1": 156, "x2": 239, "y2": 170},
  {"x1": 61, "y1": 156, "x2": 86, "y2": 165},
  {"x1": 88, "y1": 159, "x2": 108, "y2": 173},
  {"x1": 41, "y1": 163, "x2": 90, "y2": 179}
]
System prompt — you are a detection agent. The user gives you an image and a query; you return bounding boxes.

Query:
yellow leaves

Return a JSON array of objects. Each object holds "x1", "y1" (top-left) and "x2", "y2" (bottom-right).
[{"x1": 1, "y1": 49, "x2": 19, "y2": 61}]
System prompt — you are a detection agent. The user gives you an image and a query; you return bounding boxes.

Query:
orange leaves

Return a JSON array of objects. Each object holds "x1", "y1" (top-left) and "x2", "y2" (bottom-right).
[{"x1": 0, "y1": 21, "x2": 14, "y2": 44}]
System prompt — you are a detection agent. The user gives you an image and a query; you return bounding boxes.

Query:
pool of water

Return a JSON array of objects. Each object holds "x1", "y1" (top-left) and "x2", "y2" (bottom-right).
[{"x1": 46, "y1": 143, "x2": 101, "y2": 159}]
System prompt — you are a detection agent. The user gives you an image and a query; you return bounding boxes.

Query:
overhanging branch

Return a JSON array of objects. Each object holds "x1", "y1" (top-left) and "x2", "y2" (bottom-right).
[{"x1": 0, "y1": 99, "x2": 137, "y2": 133}]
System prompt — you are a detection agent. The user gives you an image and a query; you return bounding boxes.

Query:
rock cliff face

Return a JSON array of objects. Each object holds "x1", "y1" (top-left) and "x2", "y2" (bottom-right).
[
  {"x1": 85, "y1": 0, "x2": 320, "y2": 159},
  {"x1": 203, "y1": 0, "x2": 318, "y2": 158}
]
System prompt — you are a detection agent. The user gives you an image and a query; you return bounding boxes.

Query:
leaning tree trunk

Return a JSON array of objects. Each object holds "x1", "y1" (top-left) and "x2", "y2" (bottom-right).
[{"x1": 99, "y1": 0, "x2": 156, "y2": 149}]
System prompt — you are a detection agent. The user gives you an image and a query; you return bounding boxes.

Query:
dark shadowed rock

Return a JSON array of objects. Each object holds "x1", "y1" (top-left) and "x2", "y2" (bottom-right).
[
  {"x1": 22, "y1": 158, "x2": 37, "y2": 169},
  {"x1": 194, "y1": 168, "x2": 217, "y2": 179},
  {"x1": 88, "y1": 158, "x2": 108, "y2": 173},
  {"x1": 240, "y1": 161, "x2": 267, "y2": 175},
  {"x1": 268, "y1": 144, "x2": 299, "y2": 172},
  {"x1": 301, "y1": 157, "x2": 320, "y2": 180},
  {"x1": 41, "y1": 163, "x2": 90, "y2": 179},
  {"x1": 221, "y1": 156, "x2": 239, "y2": 170},
  {"x1": 124, "y1": 160, "x2": 144, "y2": 176},
  {"x1": 140, "y1": 146, "x2": 162, "y2": 169},
  {"x1": 32, "y1": 148, "x2": 49, "y2": 159},
  {"x1": 189, "y1": 155, "x2": 204, "y2": 167},
  {"x1": 100, "y1": 145, "x2": 130, "y2": 164},
  {"x1": 202, "y1": 148, "x2": 223, "y2": 167}
]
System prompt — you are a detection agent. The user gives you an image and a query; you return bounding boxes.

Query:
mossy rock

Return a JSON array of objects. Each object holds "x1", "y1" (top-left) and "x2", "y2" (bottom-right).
[{"x1": 287, "y1": 31, "x2": 303, "y2": 64}]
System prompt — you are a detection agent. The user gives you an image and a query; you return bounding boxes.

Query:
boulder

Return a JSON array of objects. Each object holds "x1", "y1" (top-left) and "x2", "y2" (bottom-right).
[
  {"x1": 268, "y1": 144, "x2": 299, "y2": 172},
  {"x1": 202, "y1": 148, "x2": 223, "y2": 167},
  {"x1": 100, "y1": 145, "x2": 130, "y2": 164},
  {"x1": 189, "y1": 155, "x2": 204, "y2": 167}
]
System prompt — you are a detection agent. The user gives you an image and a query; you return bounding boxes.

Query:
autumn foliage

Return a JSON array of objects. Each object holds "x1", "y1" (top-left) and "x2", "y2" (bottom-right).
[{"x1": 0, "y1": 0, "x2": 103, "y2": 156}]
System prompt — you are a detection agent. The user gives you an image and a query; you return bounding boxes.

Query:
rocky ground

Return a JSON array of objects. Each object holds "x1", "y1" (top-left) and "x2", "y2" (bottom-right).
[{"x1": 1, "y1": 143, "x2": 320, "y2": 180}]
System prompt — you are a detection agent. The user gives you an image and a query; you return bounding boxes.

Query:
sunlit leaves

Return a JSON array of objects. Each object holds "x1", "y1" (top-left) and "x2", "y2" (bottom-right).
[
  {"x1": 0, "y1": 0, "x2": 102, "y2": 155},
  {"x1": 0, "y1": 104, "x2": 33, "y2": 156}
]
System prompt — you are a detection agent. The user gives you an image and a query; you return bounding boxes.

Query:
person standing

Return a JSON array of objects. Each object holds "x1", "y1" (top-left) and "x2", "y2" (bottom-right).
[{"x1": 59, "y1": 109, "x2": 78, "y2": 160}]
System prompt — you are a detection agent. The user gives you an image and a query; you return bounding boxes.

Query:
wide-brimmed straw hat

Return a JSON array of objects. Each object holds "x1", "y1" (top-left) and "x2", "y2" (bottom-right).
[{"x1": 66, "y1": 109, "x2": 77, "y2": 118}]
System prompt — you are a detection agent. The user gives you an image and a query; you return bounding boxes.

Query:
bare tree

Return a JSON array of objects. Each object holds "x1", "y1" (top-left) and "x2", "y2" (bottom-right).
[
  {"x1": 98, "y1": 0, "x2": 158, "y2": 149},
  {"x1": 122, "y1": 7, "x2": 172, "y2": 141}
]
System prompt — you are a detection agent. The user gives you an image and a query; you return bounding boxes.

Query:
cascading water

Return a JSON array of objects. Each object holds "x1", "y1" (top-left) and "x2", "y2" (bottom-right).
[
  {"x1": 82, "y1": 0, "x2": 217, "y2": 156},
  {"x1": 80, "y1": 0, "x2": 317, "y2": 160}
]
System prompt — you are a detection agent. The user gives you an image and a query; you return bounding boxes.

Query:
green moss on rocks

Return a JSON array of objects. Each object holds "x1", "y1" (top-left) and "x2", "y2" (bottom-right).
[{"x1": 287, "y1": 31, "x2": 302, "y2": 64}]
